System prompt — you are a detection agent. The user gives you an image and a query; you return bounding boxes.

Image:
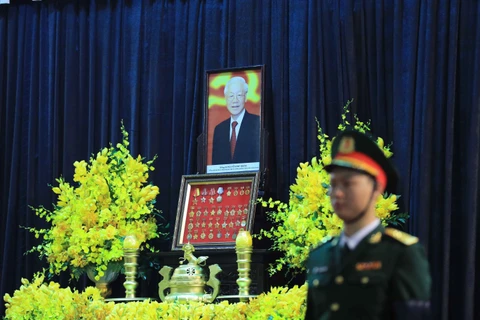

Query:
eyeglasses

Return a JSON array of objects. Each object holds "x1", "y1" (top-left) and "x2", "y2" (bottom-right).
[{"x1": 227, "y1": 93, "x2": 246, "y2": 101}]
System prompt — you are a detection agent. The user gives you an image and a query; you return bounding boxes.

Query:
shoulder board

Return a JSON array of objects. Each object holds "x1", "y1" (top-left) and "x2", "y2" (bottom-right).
[
  {"x1": 384, "y1": 228, "x2": 419, "y2": 246},
  {"x1": 311, "y1": 236, "x2": 335, "y2": 251}
]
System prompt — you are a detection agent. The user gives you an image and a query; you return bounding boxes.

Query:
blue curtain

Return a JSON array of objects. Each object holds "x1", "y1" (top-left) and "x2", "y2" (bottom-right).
[{"x1": 1, "y1": 1, "x2": 480, "y2": 318}]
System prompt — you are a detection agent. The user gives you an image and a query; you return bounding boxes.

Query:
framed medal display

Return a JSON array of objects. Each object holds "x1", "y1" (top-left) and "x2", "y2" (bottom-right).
[{"x1": 172, "y1": 172, "x2": 259, "y2": 250}]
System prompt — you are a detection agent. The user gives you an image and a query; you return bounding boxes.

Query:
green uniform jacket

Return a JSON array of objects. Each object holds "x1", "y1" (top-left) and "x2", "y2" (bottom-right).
[{"x1": 305, "y1": 225, "x2": 431, "y2": 320}]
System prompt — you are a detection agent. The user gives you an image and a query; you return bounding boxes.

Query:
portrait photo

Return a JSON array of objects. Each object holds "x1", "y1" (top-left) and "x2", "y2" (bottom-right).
[{"x1": 204, "y1": 65, "x2": 264, "y2": 174}]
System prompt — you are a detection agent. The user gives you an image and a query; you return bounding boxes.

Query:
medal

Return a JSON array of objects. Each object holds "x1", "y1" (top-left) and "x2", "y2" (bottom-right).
[{"x1": 216, "y1": 187, "x2": 224, "y2": 203}]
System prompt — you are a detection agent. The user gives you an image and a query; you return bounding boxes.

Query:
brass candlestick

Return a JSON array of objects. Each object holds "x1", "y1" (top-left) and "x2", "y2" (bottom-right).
[
  {"x1": 123, "y1": 235, "x2": 139, "y2": 299},
  {"x1": 236, "y1": 230, "x2": 253, "y2": 301}
]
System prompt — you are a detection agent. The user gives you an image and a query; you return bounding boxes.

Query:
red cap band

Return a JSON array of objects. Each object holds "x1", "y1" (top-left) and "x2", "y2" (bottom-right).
[{"x1": 333, "y1": 151, "x2": 387, "y2": 190}]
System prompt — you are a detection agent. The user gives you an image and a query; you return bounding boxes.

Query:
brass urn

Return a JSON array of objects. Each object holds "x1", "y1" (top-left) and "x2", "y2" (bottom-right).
[{"x1": 158, "y1": 243, "x2": 222, "y2": 303}]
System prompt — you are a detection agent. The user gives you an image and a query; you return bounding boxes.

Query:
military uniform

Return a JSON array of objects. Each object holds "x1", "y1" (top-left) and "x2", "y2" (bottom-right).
[
  {"x1": 305, "y1": 130, "x2": 431, "y2": 319},
  {"x1": 305, "y1": 224, "x2": 431, "y2": 319}
]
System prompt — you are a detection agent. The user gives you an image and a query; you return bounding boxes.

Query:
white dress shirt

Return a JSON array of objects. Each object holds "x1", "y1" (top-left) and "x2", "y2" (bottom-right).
[{"x1": 339, "y1": 219, "x2": 381, "y2": 250}]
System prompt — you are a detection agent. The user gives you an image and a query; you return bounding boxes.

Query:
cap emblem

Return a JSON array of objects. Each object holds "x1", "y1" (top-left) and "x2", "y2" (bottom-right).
[{"x1": 338, "y1": 136, "x2": 355, "y2": 154}]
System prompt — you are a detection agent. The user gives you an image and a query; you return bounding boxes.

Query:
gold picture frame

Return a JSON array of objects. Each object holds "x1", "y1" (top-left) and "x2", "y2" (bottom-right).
[{"x1": 172, "y1": 172, "x2": 259, "y2": 250}]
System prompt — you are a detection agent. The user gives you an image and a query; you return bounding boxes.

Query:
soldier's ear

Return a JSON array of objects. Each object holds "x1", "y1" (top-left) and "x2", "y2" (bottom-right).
[{"x1": 373, "y1": 178, "x2": 385, "y2": 195}]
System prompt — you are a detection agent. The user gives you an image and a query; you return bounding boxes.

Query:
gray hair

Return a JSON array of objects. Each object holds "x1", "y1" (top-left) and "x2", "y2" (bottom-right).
[{"x1": 224, "y1": 76, "x2": 249, "y2": 95}]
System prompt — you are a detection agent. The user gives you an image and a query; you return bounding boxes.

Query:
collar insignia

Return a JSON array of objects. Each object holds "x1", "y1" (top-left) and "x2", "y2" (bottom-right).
[{"x1": 369, "y1": 232, "x2": 382, "y2": 244}]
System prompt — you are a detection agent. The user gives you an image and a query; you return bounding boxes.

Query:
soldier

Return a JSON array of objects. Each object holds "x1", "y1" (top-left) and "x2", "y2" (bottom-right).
[{"x1": 305, "y1": 130, "x2": 431, "y2": 319}]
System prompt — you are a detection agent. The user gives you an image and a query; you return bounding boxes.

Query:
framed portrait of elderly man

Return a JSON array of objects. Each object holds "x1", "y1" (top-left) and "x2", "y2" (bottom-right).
[{"x1": 203, "y1": 65, "x2": 265, "y2": 174}]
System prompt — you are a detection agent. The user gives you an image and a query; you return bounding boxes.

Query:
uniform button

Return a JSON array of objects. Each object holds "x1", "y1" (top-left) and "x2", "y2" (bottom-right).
[
  {"x1": 361, "y1": 276, "x2": 369, "y2": 284},
  {"x1": 312, "y1": 279, "x2": 320, "y2": 287},
  {"x1": 335, "y1": 275, "x2": 344, "y2": 284},
  {"x1": 330, "y1": 303, "x2": 340, "y2": 311}
]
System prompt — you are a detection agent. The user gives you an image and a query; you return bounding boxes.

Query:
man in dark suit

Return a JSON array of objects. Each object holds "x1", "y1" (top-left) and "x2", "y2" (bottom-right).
[
  {"x1": 212, "y1": 76, "x2": 260, "y2": 165},
  {"x1": 305, "y1": 130, "x2": 431, "y2": 320}
]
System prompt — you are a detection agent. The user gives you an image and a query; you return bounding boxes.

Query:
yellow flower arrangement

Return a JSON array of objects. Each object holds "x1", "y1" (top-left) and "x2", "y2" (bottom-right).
[
  {"x1": 4, "y1": 275, "x2": 307, "y2": 319},
  {"x1": 245, "y1": 284, "x2": 306, "y2": 319},
  {"x1": 3, "y1": 273, "x2": 107, "y2": 320},
  {"x1": 258, "y1": 101, "x2": 407, "y2": 275},
  {"x1": 26, "y1": 122, "x2": 162, "y2": 280}
]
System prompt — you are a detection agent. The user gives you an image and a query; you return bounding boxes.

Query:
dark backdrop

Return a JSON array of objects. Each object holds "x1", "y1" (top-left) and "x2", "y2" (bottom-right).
[{"x1": 1, "y1": 1, "x2": 479, "y2": 319}]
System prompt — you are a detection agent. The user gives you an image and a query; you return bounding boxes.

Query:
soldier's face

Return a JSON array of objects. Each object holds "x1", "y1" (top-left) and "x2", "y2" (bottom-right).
[{"x1": 329, "y1": 169, "x2": 378, "y2": 221}]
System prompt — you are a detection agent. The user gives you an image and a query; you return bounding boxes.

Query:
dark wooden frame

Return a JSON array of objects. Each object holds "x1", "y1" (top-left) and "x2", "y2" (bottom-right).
[
  {"x1": 172, "y1": 172, "x2": 260, "y2": 250},
  {"x1": 201, "y1": 65, "x2": 265, "y2": 174}
]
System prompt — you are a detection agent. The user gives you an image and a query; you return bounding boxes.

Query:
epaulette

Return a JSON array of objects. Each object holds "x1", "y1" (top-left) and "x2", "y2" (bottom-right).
[
  {"x1": 384, "y1": 228, "x2": 419, "y2": 246},
  {"x1": 311, "y1": 236, "x2": 335, "y2": 251}
]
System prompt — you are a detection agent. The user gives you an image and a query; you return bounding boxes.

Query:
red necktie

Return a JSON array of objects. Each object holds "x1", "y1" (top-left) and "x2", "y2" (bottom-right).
[{"x1": 231, "y1": 121, "x2": 238, "y2": 159}]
